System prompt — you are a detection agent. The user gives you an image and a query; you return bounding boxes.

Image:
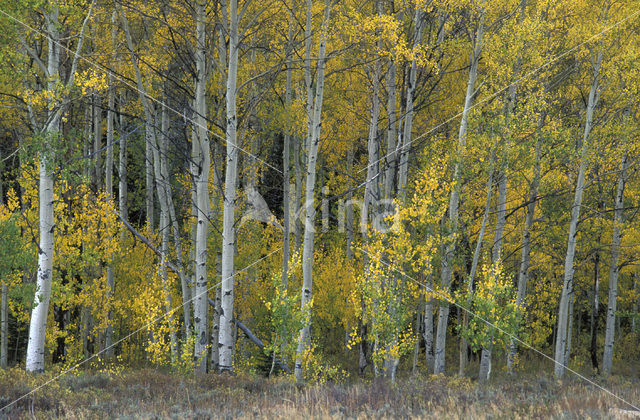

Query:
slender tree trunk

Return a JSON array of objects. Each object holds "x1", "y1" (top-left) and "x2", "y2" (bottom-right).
[
  {"x1": 412, "y1": 303, "x2": 422, "y2": 374},
  {"x1": 564, "y1": 293, "x2": 574, "y2": 368},
  {"x1": 118, "y1": 94, "x2": 128, "y2": 227},
  {"x1": 397, "y1": 7, "x2": 425, "y2": 201},
  {"x1": 554, "y1": 47, "x2": 602, "y2": 378},
  {"x1": 145, "y1": 113, "x2": 154, "y2": 228},
  {"x1": 434, "y1": 5, "x2": 485, "y2": 375},
  {"x1": 424, "y1": 284, "x2": 434, "y2": 373},
  {"x1": 633, "y1": 273, "x2": 639, "y2": 333},
  {"x1": 282, "y1": 6, "x2": 294, "y2": 289},
  {"x1": 294, "y1": 0, "x2": 331, "y2": 383},
  {"x1": 191, "y1": 0, "x2": 211, "y2": 372},
  {"x1": 105, "y1": 16, "x2": 116, "y2": 355},
  {"x1": 120, "y1": 2, "x2": 181, "y2": 365},
  {"x1": 93, "y1": 93, "x2": 102, "y2": 190},
  {"x1": 219, "y1": 0, "x2": 239, "y2": 373},
  {"x1": 1, "y1": 283, "x2": 7, "y2": 368},
  {"x1": 211, "y1": 253, "x2": 222, "y2": 370},
  {"x1": 603, "y1": 154, "x2": 629, "y2": 375},
  {"x1": 383, "y1": 60, "x2": 397, "y2": 205},
  {"x1": 507, "y1": 113, "x2": 544, "y2": 372},
  {"x1": 460, "y1": 149, "x2": 495, "y2": 376},
  {"x1": 479, "y1": 149, "x2": 507, "y2": 383},
  {"x1": 346, "y1": 149, "x2": 354, "y2": 261},
  {"x1": 589, "y1": 252, "x2": 600, "y2": 372},
  {"x1": 158, "y1": 102, "x2": 178, "y2": 364},
  {"x1": 26, "y1": 5, "x2": 63, "y2": 373}
]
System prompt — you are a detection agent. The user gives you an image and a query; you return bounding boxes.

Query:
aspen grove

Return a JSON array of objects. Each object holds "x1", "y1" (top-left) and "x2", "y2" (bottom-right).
[{"x1": 2, "y1": 0, "x2": 640, "y2": 391}]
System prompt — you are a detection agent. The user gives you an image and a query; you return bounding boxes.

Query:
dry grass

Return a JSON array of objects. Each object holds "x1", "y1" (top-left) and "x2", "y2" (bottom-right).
[{"x1": 1, "y1": 367, "x2": 639, "y2": 419}]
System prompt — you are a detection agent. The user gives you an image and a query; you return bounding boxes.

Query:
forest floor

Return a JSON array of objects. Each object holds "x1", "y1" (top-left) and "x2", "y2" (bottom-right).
[{"x1": 1, "y1": 365, "x2": 640, "y2": 419}]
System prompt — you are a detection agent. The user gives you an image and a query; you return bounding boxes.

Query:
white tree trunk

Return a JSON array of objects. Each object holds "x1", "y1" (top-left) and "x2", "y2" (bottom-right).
[
  {"x1": 383, "y1": 60, "x2": 397, "y2": 204},
  {"x1": 118, "y1": 94, "x2": 128, "y2": 227},
  {"x1": 460, "y1": 149, "x2": 495, "y2": 376},
  {"x1": 507, "y1": 114, "x2": 544, "y2": 372},
  {"x1": 1, "y1": 283, "x2": 8, "y2": 368},
  {"x1": 218, "y1": 0, "x2": 239, "y2": 373},
  {"x1": 282, "y1": 7, "x2": 294, "y2": 289},
  {"x1": 424, "y1": 287, "x2": 434, "y2": 373},
  {"x1": 120, "y1": 2, "x2": 181, "y2": 366},
  {"x1": 211, "y1": 253, "x2": 222, "y2": 370},
  {"x1": 633, "y1": 273, "x2": 639, "y2": 333},
  {"x1": 26, "y1": 153, "x2": 56, "y2": 373},
  {"x1": 434, "y1": 5, "x2": 485, "y2": 375},
  {"x1": 603, "y1": 154, "x2": 629, "y2": 375},
  {"x1": 25, "y1": 4, "x2": 62, "y2": 373},
  {"x1": 191, "y1": 0, "x2": 211, "y2": 372},
  {"x1": 93, "y1": 93, "x2": 102, "y2": 190},
  {"x1": 105, "y1": 17, "x2": 116, "y2": 355},
  {"x1": 554, "y1": 48, "x2": 602, "y2": 378},
  {"x1": 397, "y1": 8, "x2": 425, "y2": 201},
  {"x1": 294, "y1": 0, "x2": 331, "y2": 383}
]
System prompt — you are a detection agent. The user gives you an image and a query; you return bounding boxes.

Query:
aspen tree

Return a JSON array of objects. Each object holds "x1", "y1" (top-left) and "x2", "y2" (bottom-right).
[
  {"x1": 434, "y1": 1, "x2": 485, "y2": 376},
  {"x1": 219, "y1": 0, "x2": 240, "y2": 373},
  {"x1": 554, "y1": 42, "x2": 604, "y2": 379},
  {"x1": 25, "y1": 1, "x2": 92, "y2": 372},
  {"x1": 603, "y1": 153, "x2": 629, "y2": 374},
  {"x1": 294, "y1": 0, "x2": 332, "y2": 383}
]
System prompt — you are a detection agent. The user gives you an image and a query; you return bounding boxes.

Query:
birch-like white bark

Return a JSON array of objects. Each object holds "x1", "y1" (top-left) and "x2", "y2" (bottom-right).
[
  {"x1": 294, "y1": 0, "x2": 331, "y2": 383},
  {"x1": 424, "y1": 283, "x2": 434, "y2": 373},
  {"x1": 282, "y1": 6, "x2": 294, "y2": 288},
  {"x1": 105, "y1": 13, "x2": 116, "y2": 355},
  {"x1": 397, "y1": 8, "x2": 425, "y2": 201},
  {"x1": 507, "y1": 113, "x2": 544, "y2": 372},
  {"x1": 25, "y1": 0, "x2": 92, "y2": 371},
  {"x1": 26, "y1": 5, "x2": 61, "y2": 373},
  {"x1": 119, "y1": 3, "x2": 180, "y2": 365},
  {"x1": 1, "y1": 283, "x2": 7, "y2": 368},
  {"x1": 118, "y1": 95, "x2": 128, "y2": 228},
  {"x1": 219, "y1": 0, "x2": 240, "y2": 373},
  {"x1": 434, "y1": 5, "x2": 485, "y2": 375},
  {"x1": 603, "y1": 153, "x2": 629, "y2": 374},
  {"x1": 460, "y1": 148, "x2": 495, "y2": 376},
  {"x1": 192, "y1": 0, "x2": 211, "y2": 372},
  {"x1": 554, "y1": 47, "x2": 602, "y2": 378}
]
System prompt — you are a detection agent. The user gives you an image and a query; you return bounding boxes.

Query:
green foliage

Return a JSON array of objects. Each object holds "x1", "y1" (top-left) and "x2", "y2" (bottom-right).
[
  {"x1": 455, "y1": 260, "x2": 524, "y2": 352},
  {"x1": 262, "y1": 254, "x2": 308, "y2": 374}
]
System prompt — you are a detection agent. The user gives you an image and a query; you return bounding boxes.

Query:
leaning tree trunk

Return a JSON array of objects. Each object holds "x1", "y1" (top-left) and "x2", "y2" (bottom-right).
[
  {"x1": 294, "y1": 0, "x2": 331, "y2": 384},
  {"x1": 219, "y1": 0, "x2": 239, "y2": 374},
  {"x1": 554, "y1": 47, "x2": 602, "y2": 379},
  {"x1": 602, "y1": 153, "x2": 629, "y2": 375},
  {"x1": 434, "y1": 4, "x2": 485, "y2": 375}
]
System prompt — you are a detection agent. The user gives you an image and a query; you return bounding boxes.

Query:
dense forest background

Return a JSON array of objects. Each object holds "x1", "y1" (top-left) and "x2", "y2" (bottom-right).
[{"x1": 0, "y1": 0, "x2": 640, "y2": 396}]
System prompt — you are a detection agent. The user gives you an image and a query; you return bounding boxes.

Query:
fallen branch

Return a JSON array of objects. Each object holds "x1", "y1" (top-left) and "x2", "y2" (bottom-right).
[{"x1": 207, "y1": 298, "x2": 291, "y2": 374}]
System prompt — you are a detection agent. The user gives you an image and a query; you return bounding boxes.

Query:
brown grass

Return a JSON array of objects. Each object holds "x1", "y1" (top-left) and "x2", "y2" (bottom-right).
[{"x1": 0, "y1": 367, "x2": 639, "y2": 419}]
